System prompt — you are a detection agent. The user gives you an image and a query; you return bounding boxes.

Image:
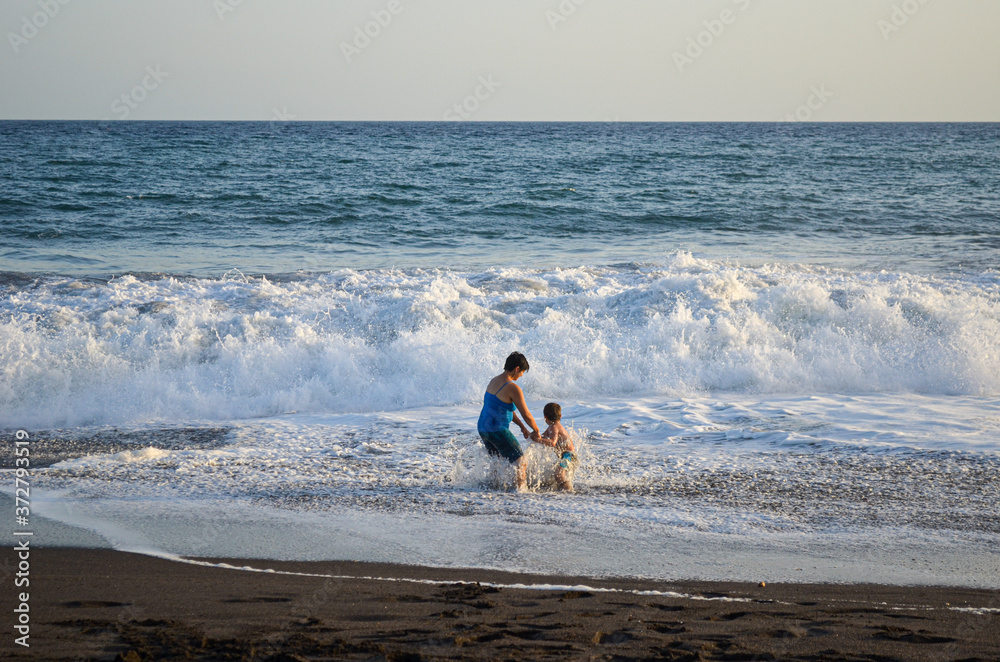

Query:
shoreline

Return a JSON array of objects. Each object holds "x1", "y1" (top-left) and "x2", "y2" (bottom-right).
[
  {"x1": 9, "y1": 491, "x2": 1000, "y2": 591},
  {"x1": 3, "y1": 548, "x2": 997, "y2": 661}
]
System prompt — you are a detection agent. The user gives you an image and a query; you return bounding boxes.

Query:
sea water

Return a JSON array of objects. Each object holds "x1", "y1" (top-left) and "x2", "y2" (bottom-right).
[{"x1": 1, "y1": 122, "x2": 998, "y2": 587}]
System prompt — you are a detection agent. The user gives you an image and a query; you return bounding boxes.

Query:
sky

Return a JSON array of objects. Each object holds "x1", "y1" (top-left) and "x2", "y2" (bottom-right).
[{"x1": 1, "y1": 0, "x2": 998, "y2": 122}]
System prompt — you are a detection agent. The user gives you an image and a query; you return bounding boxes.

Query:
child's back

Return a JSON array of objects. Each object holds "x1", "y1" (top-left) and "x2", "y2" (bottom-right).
[{"x1": 540, "y1": 403, "x2": 576, "y2": 491}]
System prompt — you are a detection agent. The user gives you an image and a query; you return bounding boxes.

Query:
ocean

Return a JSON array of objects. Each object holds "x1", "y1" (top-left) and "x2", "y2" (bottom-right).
[{"x1": 1, "y1": 121, "x2": 998, "y2": 587}]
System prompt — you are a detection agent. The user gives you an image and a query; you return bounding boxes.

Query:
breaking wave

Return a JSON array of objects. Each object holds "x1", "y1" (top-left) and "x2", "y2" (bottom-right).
[{"x1": 2, "y1": 254, "x2": 998, "y2": 428}]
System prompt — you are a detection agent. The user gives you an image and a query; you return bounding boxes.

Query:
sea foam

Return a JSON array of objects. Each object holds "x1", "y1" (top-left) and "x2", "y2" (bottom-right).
[{"x1": 1, "y1": 254, "x2": 998, "y2": 429}]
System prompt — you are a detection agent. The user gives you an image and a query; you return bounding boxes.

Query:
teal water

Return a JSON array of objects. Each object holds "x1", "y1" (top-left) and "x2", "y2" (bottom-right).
[{"x1": 2, "y1": 121, "x2": 998, "y2": 276}]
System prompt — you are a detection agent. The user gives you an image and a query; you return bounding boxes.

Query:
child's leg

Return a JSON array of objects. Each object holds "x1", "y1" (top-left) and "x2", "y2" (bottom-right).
[
  {"x1": 554, "y1": 466, "x2": 572, "y2": 491},
  {"x1": 554, "y1": 451, "x2": 576, "y2": 491}
]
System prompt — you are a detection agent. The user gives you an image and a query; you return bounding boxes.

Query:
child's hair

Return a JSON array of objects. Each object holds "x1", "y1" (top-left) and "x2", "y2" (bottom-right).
[
  {"x1": 543, "y1": 402, "x2": 562, "y2": 422},
  {"x1": 504, "y1": 351, "x2": 530, "y2": 373}
]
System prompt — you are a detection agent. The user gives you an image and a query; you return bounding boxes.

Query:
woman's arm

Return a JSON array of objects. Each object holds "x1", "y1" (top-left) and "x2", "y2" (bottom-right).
[
  {"x1": 510, "y1": 385, "x2": 540, "y2": 442},
  {"x1": 512, "y1": 412, "x2": 530, "y2": 439}
]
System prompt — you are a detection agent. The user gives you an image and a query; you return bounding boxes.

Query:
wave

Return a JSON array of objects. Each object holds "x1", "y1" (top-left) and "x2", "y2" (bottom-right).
[{"x1": 1, "y1": 254, "x2": 998, "y2": 428}]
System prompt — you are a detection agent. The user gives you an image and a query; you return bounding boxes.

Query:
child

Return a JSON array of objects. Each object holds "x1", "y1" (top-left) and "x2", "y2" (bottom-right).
[{"x1": 536, "y1": 402, "x2": 577, "y2": 492}]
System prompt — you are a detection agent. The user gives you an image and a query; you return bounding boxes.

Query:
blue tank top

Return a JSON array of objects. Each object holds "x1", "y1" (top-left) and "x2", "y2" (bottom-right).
[{"x1": 477, "y1": 385, "x2": 515, "y2": 433}]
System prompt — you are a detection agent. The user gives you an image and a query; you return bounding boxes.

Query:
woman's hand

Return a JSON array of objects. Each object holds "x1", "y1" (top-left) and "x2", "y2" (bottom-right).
[{"x1": 530, "y1": 430, "x2": 541, "y2": 443}]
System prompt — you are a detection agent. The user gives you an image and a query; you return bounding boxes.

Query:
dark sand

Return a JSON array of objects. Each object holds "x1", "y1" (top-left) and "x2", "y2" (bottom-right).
[{"x1": 3, "y1": 548, "x2": 998, "y2": 661}]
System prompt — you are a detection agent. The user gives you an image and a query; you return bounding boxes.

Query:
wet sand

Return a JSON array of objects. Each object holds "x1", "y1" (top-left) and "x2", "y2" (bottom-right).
[{"x1": 2, "y1": 548, "x2": 998, "y2": 661}]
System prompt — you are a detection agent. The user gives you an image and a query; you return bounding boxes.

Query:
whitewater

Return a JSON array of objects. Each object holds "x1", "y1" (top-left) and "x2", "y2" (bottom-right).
[{"x1": 3, "y1": 254, "x2": 998, "y2": 427}]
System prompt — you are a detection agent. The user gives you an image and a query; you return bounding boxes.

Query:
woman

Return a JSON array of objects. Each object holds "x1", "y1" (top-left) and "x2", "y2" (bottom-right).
[{"x1": 477, "y1": 351, "x2": 541, "y2": 490}]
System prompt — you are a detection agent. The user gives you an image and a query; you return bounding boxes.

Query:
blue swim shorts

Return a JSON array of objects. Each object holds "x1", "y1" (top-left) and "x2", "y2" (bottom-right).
[
  {"x1": 479, "y1": 429, "x2": 524, "y2": 463},
  {"x1": 558, "y1": 451, "x2": 577, "y2": 471}
]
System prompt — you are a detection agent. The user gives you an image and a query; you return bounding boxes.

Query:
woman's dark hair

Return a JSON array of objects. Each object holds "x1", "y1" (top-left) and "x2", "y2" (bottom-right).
[{"x1": 504, "y1": 351, "x2": 530, "y2": 373}]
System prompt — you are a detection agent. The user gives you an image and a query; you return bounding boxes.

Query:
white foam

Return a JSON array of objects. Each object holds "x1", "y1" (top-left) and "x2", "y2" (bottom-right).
[
  {"x1": 138, "y1": 552, "x2": 754, "y2": 602},
  {"x1": 1, "y1": 257, "x2": 998, "y2": 429},
  {"x1": 61, "y1": 446, "x2": 173, "y2": 466}
]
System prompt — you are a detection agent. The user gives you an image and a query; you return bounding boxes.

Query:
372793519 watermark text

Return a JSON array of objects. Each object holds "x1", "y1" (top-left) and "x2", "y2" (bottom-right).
[{"x1": 12, "y1": 430, "x2": 32, "y2": 648}]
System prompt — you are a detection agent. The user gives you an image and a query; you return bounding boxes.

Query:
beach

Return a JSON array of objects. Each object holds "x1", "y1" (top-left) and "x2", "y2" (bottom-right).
[{"x1": 4, "y1": 548, "x2": 998, "y2": 661}]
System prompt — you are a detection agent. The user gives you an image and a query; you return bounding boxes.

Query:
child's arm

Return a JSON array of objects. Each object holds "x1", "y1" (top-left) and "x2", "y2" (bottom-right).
[{"x1": 535, "y1": 425, "x2": 558, "y2": 447}]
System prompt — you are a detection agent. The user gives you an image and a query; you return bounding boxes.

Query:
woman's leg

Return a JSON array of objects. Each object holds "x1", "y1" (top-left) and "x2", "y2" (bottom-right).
[{"x1": 515, "y1": 457, "x2": 527, "y2": 490}]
